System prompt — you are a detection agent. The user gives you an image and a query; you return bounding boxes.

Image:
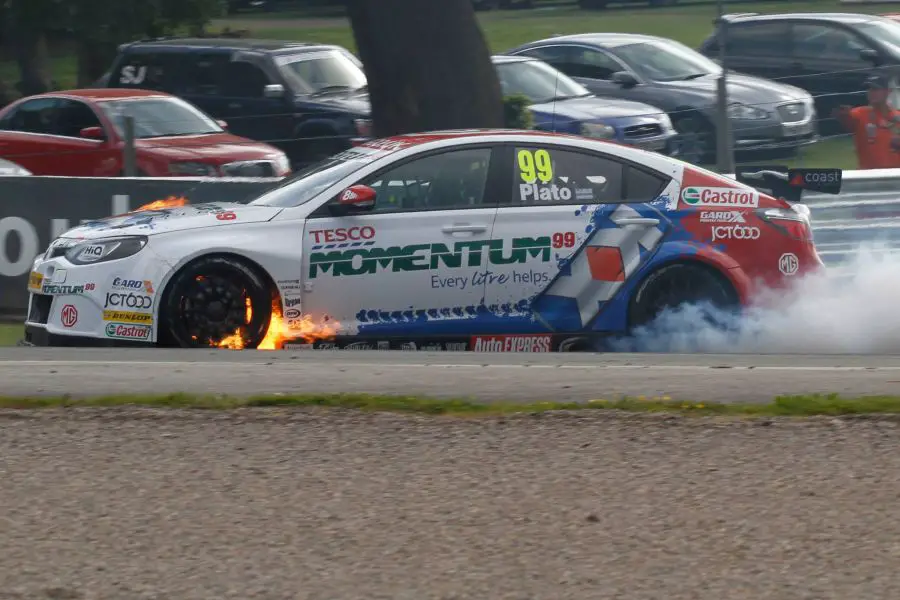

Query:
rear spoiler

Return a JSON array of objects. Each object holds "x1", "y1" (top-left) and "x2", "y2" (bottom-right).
[{"x1": 733, "y1": 166, "x2": 843, "y2": 203}]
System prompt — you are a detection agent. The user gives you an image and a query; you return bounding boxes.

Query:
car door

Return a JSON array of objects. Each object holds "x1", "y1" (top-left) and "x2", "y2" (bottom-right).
[
  {"x1": 180, "y1": 51, "x2": 233, "y2": 122},
  {"x1": 484, "y1": 143, "x2": 672, "y2": 334},
  {"x1": 218, "y1": 56, "x2": 292, "y2": 143},
  {"x1": 718, "y1": 21, "x2": 794, "y2": 83},
  {"x1": 51, "y1": 99, "x2": 121, "y2": 176},
  {"x1": 0, "y1": 97, "x2": 114, "y2": 176},
  {"x1": 518, "y1": 44, "x2": 635, "y2": 100},
  {"x1": 300, "y1": 144, "x2": 504, "y2": 340},
  {"x1": 790, "y1": 22, "x2": 878, "y2": 123}
]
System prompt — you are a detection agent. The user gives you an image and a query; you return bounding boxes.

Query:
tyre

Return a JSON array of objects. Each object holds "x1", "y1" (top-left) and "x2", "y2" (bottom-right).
[
  {"x1": 671, "y1": 113, "x2": 715, "y2": 165},
  {"x1": 627, "y1": 263, "x2": 738, "y2": 331},
  {"x1": 159, "y1": 256, "x2": 272, "y2": 349}
]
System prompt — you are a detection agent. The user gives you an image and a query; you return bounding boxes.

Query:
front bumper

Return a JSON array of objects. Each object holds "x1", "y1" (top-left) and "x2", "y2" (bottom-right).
[
  {"x1": 24, "y1": 243, "x2": 171, "y2": 346},
  {"x1": 732, "y1": 117, "x2": 818, "y2": 152}
]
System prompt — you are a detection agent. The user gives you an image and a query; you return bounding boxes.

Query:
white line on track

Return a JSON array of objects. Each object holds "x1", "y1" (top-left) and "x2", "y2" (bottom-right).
[{"x1": 4, "y1": 360, "x2": 900, "y2": 371}]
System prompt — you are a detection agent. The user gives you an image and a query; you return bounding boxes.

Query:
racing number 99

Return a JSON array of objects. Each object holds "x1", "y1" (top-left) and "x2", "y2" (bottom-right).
[{"x1": 518, "y1": 149, "x2": 553, "y2": 184}]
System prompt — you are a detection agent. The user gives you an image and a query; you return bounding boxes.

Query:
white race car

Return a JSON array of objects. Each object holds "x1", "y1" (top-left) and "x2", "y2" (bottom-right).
[{"x1": 23, "y1": 129, "x2": 824, "y2": 351}]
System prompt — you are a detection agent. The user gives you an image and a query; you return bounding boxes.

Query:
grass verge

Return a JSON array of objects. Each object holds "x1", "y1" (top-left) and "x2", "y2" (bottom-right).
[
  {"x1": 3, "y1": 392, "x2": 900, "y2": 417},
  {"x1": 0, "y1": 324, "x2": 21, "y2": 347}
]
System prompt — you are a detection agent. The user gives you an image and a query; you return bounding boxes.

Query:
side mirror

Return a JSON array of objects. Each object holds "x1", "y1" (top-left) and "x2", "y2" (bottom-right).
[
  {"x1": 611, "y1": 71, "x2": 639, "y2": 88},
  {"x1": 263, "y1": 84, "x2": 285, "y2": 98},
  {"x1": 216, "y1": 119, "x2": 228, "y2": 129},
  {"x1": 860, "y1": 48, "x2": 882, "y2": 66},
  {"x1": 79, "y1": 126, "x2": 105, "y2": 140},
  {"x1": 336, "y1": 184, "x2": 376, "y2": 210}
]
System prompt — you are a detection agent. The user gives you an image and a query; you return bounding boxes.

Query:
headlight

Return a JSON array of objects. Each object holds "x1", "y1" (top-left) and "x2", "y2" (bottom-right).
[
  {"x1": 64, "y1": 236, "x2": 148, "y2": 266},
  {"x1": 272, "y1": 153, "x2": 291, "y2": 175},
  {"x1": 727, "y1": 103, "x2": 768, "y2": 120},
  {"x1": 581, "y1": 122, "x2": 617, "y2": 139},
  {"x1": 169, "y1": 162, "x2": 217, "y2": 176},
  {"x1": 354, "y1": 118, "x2": 373, "y2": 137}
]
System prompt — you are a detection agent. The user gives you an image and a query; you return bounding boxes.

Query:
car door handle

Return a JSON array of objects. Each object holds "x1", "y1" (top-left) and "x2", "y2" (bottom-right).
[
  {"x1": 442, "y1": 224, "x2": 488, "y2": 233},
  {"x1": 615, "y1": 217, "x2": 659, "y2": 226}
]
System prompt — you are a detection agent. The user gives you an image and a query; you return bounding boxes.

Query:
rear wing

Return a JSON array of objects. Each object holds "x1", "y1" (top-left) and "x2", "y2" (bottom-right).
[{"x1": 733, "y1": 166, "x2": 843, "y2": 203}]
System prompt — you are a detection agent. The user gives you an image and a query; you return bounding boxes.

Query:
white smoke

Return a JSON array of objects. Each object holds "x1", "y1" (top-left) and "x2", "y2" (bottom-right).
[{"x1": 612, "y1": 243, "x2": 900, "y2": 354}]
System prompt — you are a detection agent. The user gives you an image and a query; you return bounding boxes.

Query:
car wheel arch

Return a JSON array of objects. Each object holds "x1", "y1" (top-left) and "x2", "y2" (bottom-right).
[{"x1": 155, "y1": 251, "x2": 281, "y2": 347}]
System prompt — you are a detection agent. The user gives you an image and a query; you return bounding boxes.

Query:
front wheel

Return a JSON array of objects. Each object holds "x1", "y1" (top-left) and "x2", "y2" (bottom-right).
[{"x1": 160, "y1": 256, "x2": 272, "y2": 349}]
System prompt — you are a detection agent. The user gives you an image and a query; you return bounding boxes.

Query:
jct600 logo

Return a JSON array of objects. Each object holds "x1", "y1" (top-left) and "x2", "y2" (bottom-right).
[{"x1": 105, "y1": 292, "x2": 152, "y2": 310}]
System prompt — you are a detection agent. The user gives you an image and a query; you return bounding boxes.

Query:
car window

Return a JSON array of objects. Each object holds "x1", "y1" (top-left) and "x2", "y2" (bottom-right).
[
  {"x1": 97, "y1": 97, "x2": 223, "y2": 139},
  {"x1": 725, "y1": 22, "x2": 791, "y2": 57},
  {"x1": 792, "y1": 23, "x2": 871, "y2": 62},
  {"x1": 221, "y1": 60, "x2": 271, "y2": 98},
  {"x1": 613, "y1": 40, "x2": 721, "y2": 82},
  {"x1": 508, "y1": 145, "x2": 623, "y2": 205},
  {"x1": 0, "y1": 98, "x2": 60, "y2": 134},
  {"x1": 275, "y1": 50, "x2": 367, "y2": 95},
  {"x1": 361, "y1": 148, "x2": 493, "y2": 213},
  {"x1": 54, "y1": 100, "x2": 103, "y2": 138},
  {"x1": 516, "y1": 46, "x2": 572, "y2": 68},
  {"x1": 495, "y1": 59, "x2": 590, "y2": 102},
  {"x1": 116, "y1": 52, "x2": 183, "y2": 91},
  {"x1": 567, "y1": 48, "x2": 625, "y2": 80},
  {"x1": 625, "y1": 166, "x2": 669, "y2": 201},
  {"x1": 183, "y1": 53, "x2": 231, "y2": 95}
]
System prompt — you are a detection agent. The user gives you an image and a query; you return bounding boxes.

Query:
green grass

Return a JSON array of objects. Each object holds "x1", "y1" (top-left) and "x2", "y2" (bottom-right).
[
  {"x1": 3, "y1": 391, "x2": 900, "y2": 417},
  {"x1": 0, "y1": 324, "x2": 21, "y2": 346}
]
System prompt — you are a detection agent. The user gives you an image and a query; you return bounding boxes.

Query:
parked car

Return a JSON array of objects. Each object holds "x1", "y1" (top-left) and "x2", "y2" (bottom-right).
[
  {"x1": 506, "y1": 33, "x2": 818, "y2": 164},
  {"x1": 578, "y1": 0, "x2": 679, "y2": 7},
  {"x1": 0, "y1": 158, "x2": 30, "y2": 176},
  {"x1": 492, "y1": 55, "x2": 678, "y2": 154},
  {"x1": 102, "y1": 38, "x2": 372, "y2": 165},
  {"x1": 698, "y1": 12, "x2": 900, "y2": 132},
  {"x1": 24, "y1": 130, "x2": 832, "y2": 350},
  {"x1": 0, "y1": 89, "x2": 291, "y2": 177}
]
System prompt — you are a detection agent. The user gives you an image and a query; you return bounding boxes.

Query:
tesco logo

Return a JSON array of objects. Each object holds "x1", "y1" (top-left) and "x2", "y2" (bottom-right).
[
  {"x1": 310, "y1": 226, "x2": 375, "y2": 244},
  {"x1": 681, "y1": 186, "x2": 759, "y2": 208}
]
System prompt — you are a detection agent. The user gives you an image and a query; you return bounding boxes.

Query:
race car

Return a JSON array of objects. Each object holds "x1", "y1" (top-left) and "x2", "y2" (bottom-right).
[{"x1": 22, "y1": 130, "x2": 838, "y2": 351}]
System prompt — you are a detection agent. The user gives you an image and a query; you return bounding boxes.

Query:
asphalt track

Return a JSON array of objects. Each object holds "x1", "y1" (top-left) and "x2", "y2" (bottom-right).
[{"x1": 4, "y1": 348, "x2": 900, "y2": 402}]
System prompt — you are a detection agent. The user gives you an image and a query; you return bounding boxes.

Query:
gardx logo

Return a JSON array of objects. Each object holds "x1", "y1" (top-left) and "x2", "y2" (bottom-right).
[{"x1": 105, "y1": 292, "x2": 152, "y2": 309}]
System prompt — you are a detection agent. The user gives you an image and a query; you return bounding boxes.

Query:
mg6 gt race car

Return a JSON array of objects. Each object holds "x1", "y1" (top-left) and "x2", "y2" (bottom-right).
[{"x1": 22, "y1": 130, "x2": 840, "y2": 351}]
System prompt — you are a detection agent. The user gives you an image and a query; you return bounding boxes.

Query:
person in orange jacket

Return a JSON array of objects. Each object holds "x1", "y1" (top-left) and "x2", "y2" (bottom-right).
[{"x1": 833, "y1": 74, "x2": 900, "y2": 169}]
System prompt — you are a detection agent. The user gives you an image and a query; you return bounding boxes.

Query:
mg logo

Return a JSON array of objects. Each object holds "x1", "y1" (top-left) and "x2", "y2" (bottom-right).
[
  {"x1": 779, "y1": 253, "x2": 799, "y2": 276},
  {"x1": 60, "y1": 304, "x2": 78, "y2": 328}
]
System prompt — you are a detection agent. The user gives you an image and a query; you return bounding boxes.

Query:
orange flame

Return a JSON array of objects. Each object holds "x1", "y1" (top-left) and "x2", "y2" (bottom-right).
[
  {"x1": 214, "y1": 297, "x2": 339, "y2": 350},
  {"x1": 137, "y1": 196, "x2": 188, "y2": 211}
]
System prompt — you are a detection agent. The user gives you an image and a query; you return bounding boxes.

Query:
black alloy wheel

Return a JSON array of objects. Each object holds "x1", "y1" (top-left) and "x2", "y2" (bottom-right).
[
  {"x1": 628, "y1": 263, "x2": 738, "y2": 331},
  {"x1": 161, "y1": 256, "x2": 272, "y2": 349}
]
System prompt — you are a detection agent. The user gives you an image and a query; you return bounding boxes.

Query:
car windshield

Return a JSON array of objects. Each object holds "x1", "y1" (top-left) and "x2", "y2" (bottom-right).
[
  {"x1": 614, "y1": 40, "x2": 722, "y2": 82},
  {"x1": 250, "y1": 149, "x2": 378, "y2": 207},
  {"x1": 98, "y1": 97, "x2": 222, "y2": 138},
  {"x1": 275, "y1": 50, "x2": 368, "y2": 95},
  {"x1": 495, "y1": 59, "x2": 591, "y2": 103},
  {"x1": 857, "y1": 19, "x2": 900, "y2": 55}
]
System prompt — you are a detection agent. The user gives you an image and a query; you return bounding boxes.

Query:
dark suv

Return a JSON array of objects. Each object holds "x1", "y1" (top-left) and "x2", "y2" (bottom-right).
[
  {"x1": 699, "y1": 13, "x2": 900, "y2": 134},
  {"x1": 103, "y1": 38, "x2": 372, "y2": 165}
]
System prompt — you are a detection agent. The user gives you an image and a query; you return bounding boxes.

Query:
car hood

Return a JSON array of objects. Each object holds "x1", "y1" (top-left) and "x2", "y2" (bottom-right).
[
  {"x1": 659, "y1": 72, "x2": 810, "y2": 104},
  {"x1": 135, "y1": 133, "x2": 283, "y2": 162},
  {"x1": 60, "y1": 202, "x2": 284, "y2": 239},
  {"x1": 295, "y1": 91, "x2": 370, "y2": 115},
  {"x1": 529, "y1": 95, "x2": 664, "y2": 121}
]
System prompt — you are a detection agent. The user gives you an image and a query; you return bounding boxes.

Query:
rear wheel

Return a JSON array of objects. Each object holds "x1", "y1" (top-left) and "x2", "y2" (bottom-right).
[
  {"x1": 628, "y1": 263, "x2": 738, "y2": 331},
  {"x1": 160, "y1": 256, "x2": 272, "y2": 349}
]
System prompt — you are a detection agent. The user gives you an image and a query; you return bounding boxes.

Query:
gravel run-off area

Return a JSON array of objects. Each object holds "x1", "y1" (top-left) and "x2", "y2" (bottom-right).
[{"x1": 3, "y1": 407, "x2": 900, "y2": 600}]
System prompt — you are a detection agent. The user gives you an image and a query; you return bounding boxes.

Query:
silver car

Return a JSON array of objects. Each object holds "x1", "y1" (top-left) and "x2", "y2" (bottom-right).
[{"x1": 506, "y1": 33, "x2": 818, "y2": 164}]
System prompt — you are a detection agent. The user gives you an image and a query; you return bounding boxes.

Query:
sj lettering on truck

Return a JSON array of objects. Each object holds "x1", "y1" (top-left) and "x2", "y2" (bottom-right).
[{"x1": 309, "y1": 236, "x2": 552, "y2": 278}]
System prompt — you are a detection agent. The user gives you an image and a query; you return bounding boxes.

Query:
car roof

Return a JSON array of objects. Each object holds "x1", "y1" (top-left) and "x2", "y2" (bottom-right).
[
  {"x1": 525, "y1": 32, "x2": 669, "y2": 47},
  {"x1": 121, "y1": 37, "x2": 341, "y2": 53},
  {"x1": 26, "y1": 89, "x2": 172, "y2": 101},
  {"x1": 718, "y1": 12, "x2": 889, "y2": 25}
]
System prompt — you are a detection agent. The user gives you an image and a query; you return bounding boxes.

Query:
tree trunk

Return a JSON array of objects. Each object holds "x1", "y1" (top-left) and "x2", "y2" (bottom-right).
[
  {"x1": 76, "y1": 39, "x2": 118, "y2": 87},
  {"x1": 9, "y1": 28, "x2": 51, "y2": 96},
  {"x1": 345, "y1": 0, "x2": 504, "y2": 138}
]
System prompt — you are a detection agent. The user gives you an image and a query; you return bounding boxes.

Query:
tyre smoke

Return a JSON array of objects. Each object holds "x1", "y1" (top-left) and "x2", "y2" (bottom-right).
[{"x1": 612, "y1": 244, "x2": 900, "y2": 354}]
